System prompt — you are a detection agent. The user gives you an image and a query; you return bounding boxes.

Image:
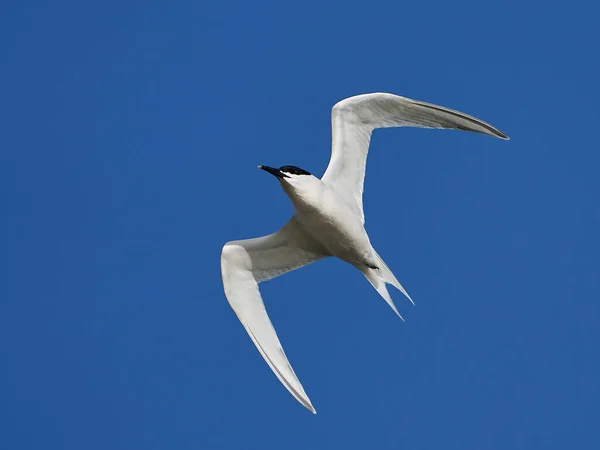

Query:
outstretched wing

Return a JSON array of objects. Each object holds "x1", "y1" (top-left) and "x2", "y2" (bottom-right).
[
  {"x1": 321, "y1": 93, "x2": 509, "y2": 222},
  {"x1": 220, "y1": 216, "x2": 327, "y2": 413}
]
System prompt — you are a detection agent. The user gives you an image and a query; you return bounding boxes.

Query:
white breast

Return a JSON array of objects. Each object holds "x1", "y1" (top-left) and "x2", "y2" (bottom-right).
[{"x1": 284, "y1": 180, "x2": 375, "y2": 266}]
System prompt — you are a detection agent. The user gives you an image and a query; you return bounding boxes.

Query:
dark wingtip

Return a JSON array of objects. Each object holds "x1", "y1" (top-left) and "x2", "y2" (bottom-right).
[
  {"x1": 495, "y1": 130, "x2": 510, "y2": 140},
  {"x1": 412, "y1": 99, "x2": 509, "y2": 141},
  {"x1": 455, "y1": 123, "x2": 509, "y2": 140}
]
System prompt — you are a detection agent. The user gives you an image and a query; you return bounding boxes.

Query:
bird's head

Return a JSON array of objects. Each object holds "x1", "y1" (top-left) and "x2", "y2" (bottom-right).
[{"x1": 257, "y1": 165, "x2": 320, "y2": 198}]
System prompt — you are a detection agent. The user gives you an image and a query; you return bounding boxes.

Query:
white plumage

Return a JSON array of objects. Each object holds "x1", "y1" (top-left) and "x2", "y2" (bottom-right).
[{"x1": 221, "y1": 93, "x2": 508, "y2": 413}]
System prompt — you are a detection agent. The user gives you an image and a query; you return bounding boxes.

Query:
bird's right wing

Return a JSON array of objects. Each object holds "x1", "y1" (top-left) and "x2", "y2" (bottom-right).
[
  {"x1": 220, "y1": 216, "x2": 327, "y2": 413},
  {"x1": 321, "y1": 93, "x2": 509, "y2": 222}
]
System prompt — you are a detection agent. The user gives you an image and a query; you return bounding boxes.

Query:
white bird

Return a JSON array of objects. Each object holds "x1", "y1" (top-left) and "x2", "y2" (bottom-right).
[{"x1": 220, "y1": 93, "x2": 508, "y2": 413}]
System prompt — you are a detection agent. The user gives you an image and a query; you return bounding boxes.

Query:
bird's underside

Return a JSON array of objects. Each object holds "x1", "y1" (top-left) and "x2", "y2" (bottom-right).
[{"x1": 220, "y1": 92, "x2": 508, "y2": 413}]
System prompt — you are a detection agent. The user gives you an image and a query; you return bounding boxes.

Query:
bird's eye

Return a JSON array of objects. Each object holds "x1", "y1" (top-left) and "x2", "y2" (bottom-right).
[{"x1": 279, "y1": 165, "x2": 311, "y2": 176}]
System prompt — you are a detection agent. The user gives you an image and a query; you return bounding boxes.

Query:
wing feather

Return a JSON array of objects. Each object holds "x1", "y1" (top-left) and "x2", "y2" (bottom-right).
[
  {"x1": 321, "y1": 93, "x2": 508, "y2": 222},
  {"x1": 220, "y1": 217, "x2": 326, "y2": 413}
]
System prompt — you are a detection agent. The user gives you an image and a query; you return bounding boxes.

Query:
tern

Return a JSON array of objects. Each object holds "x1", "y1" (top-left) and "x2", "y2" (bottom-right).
[{"x1": 220, "y1": 93, "x2": 508, "y2": 413}]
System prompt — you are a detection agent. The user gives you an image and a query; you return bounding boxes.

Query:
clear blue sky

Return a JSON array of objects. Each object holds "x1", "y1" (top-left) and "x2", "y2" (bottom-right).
[{"x1": 1, "y1": 1, "x2": 599, "y2": 449}]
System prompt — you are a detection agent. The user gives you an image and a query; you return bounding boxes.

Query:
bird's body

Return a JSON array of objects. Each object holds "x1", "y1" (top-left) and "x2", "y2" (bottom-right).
[
  {"x1": 220, "y1": 93, "x2": 508, "y2": 413},
  {"x1": 282, "y1": 177, "x2": 375, "y2": 268}
]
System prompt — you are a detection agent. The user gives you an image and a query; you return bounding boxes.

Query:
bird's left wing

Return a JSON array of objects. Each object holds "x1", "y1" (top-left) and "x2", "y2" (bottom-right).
[
  {"x1": 322, "y1": 93, "x2": 508, "y2": 223},
  {"x1": 220, "y1": 216, "x2": 327, "y2": 413}
]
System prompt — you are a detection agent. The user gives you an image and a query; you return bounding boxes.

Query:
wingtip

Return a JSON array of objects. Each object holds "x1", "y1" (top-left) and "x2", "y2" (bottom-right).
[
  {"x1": 301, "y1": 398, "x2": 317, "y2": 414},
  {"x1": 477, "y1": 126, "x2": 509, "y2": 140},
  {"x1": 495, "y1": 130, "x2": 510, "y2": 140}
]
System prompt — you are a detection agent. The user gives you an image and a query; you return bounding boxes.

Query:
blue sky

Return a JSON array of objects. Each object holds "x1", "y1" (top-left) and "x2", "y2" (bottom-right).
[{"x1": 1, "y1": 1, "x2": 599, "y2": 449}]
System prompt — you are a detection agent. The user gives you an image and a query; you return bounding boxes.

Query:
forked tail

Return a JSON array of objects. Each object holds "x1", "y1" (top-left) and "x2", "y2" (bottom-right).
[{"x1": 362, "y1": 249, "x2": 414, "y2": 320}]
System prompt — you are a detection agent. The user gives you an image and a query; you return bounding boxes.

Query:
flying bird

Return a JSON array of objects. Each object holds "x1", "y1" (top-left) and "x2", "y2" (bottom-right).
[{"x1": 220, "y1": 93, "x2": 508, "y2": 413}]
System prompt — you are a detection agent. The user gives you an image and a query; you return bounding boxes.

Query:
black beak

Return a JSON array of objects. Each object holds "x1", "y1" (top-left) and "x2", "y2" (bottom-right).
[{"x1": 258, "y1": 165, "x2": 288, "y2": 179}]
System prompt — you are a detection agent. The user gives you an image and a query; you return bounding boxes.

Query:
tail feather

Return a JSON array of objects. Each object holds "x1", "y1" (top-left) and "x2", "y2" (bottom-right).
[
  {"x1": 363, "y1": 269, "x2": 404, "y2": 321},
  {"x1": 372, "y1": 250, "x2": 414, "y2": 306},
  {"x1": 362, "y1": 249, "x2": 414, "y2": 320}
]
